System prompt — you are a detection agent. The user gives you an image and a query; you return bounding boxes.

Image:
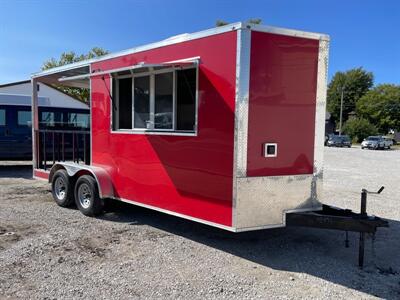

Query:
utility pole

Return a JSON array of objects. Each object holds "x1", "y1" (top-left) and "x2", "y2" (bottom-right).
[{"x1": 339, "y1": 86, "x2": 345, "y2": 136}]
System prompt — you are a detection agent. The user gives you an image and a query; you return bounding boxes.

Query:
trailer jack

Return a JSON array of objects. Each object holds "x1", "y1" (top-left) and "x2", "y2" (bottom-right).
[{"x1": 286, "y1": 187, "x2": 388, "y2": 268}]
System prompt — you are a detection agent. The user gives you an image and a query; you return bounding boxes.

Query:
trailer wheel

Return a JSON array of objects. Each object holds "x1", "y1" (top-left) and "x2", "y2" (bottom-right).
[
  {"x1": 74, "y1": 175, "x2": 104, "y2": 216},
  {"x1": 51, "y1": 169, "x2": 74, "y2": 207}
]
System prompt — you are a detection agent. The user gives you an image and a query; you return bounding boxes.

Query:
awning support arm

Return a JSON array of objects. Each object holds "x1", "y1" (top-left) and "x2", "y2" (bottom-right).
[{"x1": 101, "y1": 76, "x2": 116, "y2": 111}]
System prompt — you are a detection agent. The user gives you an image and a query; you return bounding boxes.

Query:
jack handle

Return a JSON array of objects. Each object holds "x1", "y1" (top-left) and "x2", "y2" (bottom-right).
[{"x1": 362, "y1": 186, "x2": 384, "y2": 195}]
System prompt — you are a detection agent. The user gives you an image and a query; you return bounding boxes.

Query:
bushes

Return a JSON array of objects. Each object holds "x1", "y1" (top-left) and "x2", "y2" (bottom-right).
[
  {"x1": 342, "y1": 118, "x2": 378, "y2": 142},
  {"x1": 356, "y1": 84, "x2": 400, "y2": 133}
]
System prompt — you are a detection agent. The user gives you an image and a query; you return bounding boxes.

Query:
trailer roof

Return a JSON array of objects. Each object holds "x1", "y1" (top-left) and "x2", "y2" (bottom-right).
[
  {"x1": 32, "y1": 22, "x2": 329, "y2": 80},
  {"x1": 0, "y1": 93, "x2": 88, "y2": 109}
]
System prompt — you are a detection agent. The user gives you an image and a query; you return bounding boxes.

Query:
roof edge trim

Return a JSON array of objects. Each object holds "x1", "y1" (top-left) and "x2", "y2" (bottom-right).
[
  {"x1": 0, "y1": 79, "x2": 31, "y2": 88},
  {"x1": 249, "y1": 24, "x2": 330, "y2": 41},
  {"x1": 31, "y1": 22, "x2": 243, "y2": 79}
]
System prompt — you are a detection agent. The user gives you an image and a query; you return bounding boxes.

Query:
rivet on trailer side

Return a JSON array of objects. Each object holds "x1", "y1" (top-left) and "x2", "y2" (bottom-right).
[{"x1": 31, "y1": 22, "x2": 388, "y2": 267}]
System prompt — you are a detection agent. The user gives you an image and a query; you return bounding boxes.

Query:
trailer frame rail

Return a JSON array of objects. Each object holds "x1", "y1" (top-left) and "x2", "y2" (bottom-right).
[{"x1": 286, "y1": 187, "x2": 388, "y2": 268}]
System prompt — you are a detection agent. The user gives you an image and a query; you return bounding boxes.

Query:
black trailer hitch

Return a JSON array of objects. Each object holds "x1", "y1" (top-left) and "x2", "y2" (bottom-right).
[{"x1": 286, "y1": 186, "x2": 389, "y2": 268}]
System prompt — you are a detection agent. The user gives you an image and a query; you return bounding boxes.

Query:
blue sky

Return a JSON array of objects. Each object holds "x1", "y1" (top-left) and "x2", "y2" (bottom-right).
[{"x1": 0, "y1": 0, "x2": 399, "y2": 85}]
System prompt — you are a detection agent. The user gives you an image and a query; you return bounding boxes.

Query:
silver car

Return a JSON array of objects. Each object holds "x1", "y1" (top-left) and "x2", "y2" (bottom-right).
[
  {"x1": 383, "y1": 137, "x2": 394, "y2": 149},
  {"x1": 361, "y1": 136, "x2": 389, "y2": 150}
]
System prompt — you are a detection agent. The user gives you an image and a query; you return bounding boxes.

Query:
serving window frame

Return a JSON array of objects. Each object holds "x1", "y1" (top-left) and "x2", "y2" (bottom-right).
[{"x1": 110, "y1": 64, "x2": 199, "y2": 136}]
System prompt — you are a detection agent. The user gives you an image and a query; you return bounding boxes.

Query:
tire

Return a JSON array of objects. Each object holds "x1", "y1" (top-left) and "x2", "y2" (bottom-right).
[
  {"x1": 51, "y1": 169, "x2": 74, "y2": 207},
  {"x1": 74, "y1": 175, "x2": 104, "y2": 216}
]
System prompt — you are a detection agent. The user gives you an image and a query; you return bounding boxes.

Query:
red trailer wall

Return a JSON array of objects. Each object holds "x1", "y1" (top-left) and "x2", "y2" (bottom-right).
[
  {"x1": 90, "y1": 32, "x2": 237, "y2": 226},
  {"x1": 247, "y1": 31, "x2": 319, "y2": 177}
]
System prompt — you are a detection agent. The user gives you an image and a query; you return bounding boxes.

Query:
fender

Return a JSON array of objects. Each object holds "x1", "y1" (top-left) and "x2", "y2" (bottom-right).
[{"x1": 49, "y1": 162, "x2": 114, "y2": 199}]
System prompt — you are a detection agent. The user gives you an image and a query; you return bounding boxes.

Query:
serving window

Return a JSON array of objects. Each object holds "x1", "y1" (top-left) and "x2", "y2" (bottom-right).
[{"x1": 112, "y1": 66, "x2": 197, "y2": 134}]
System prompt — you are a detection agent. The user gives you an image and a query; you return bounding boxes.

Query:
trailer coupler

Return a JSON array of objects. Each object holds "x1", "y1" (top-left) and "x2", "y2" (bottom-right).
[{"x1": 286, "y1": 187, "x2": 388, "y2": 268}]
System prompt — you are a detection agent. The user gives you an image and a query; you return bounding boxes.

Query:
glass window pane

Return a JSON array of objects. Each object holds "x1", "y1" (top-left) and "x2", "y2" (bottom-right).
[
  {"x1": 68, "y1": 113, "x2": 76, "y2": 127},
  {"x1": 41, "y1": 112, "x2": 55, "y2": 127},
  {"x1": 68, "y1": 113, "x2": 77, "y2": 127},
  {"x1": 68, "y1": 113, "x2": 89, "y2": 128},
  {"x1": 155, "y1": 72, "x2": 173, "y2": 129},
  {"x1": 76, "y1": 113, "x2": 89, "y2": 128},
  {"x1": 0, "y1": 109, "x2": 5, "y2": 126},
  {"x1": 134, "y1": 76, "x2": 150, "y2": 129},
  {"x1": 18, "y1": 111, "x2": 31, "y2": 126},
  {"x1": 118, "y1": 78, "x2": 132, "y2": 129},
  {"x1": 176, "y1": 68, "x2": 196, "y2": 131}
]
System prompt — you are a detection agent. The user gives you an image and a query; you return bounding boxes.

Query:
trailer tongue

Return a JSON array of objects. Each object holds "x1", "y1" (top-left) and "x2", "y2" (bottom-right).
[{"x1": 287, "y1": 187, "x2": 389, "y2": 268}]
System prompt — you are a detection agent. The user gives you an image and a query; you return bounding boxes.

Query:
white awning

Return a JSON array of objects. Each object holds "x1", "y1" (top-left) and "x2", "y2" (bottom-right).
[{"x1": 58, "y1": 57, "x2": 200, "y2": 84}]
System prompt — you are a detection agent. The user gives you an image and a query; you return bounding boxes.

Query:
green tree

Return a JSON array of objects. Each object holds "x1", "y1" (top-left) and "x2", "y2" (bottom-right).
[
  {"x1": 42, "y1": 47, "x2": 109, "y2": 102},
  {"x1": 342, "y1": 117, "x2": 378, "y2": 142},
  {"x1": 216, "y1": 20, "x2": 229, "y2": 27},
  {"x1": 247, "y1": 18, "x2": 262, "y2": 24},
  {"x1": 356, "y1": 84, "x2": 400, "y2": 133},
  {"x1": 327, "y1": 67, "x2": 373, "y2": 124}
]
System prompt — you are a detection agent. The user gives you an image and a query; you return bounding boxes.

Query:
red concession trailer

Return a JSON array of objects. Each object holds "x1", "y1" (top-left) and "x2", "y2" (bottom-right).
[
  {"x1": 31, "y1": 22, "x2": 330, "y2": 231},
  {"x1": 31, "y1": 23, "x2": 387, "y2": 258}
]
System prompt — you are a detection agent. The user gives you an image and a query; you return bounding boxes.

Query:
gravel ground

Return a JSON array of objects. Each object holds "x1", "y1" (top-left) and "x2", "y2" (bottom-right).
[{"x1": 0, "y1": 147, "x2": 399, "y2": 299}]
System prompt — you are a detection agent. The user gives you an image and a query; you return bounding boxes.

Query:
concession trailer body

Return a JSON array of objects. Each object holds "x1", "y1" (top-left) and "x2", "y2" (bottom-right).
[{"x1": 32, "y1": 22, "x2": 330, "y2": 232}]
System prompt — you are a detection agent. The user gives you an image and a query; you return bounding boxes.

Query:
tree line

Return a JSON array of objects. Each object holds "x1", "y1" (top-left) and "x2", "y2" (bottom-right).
[{"x1": 327, "y1": 68, "x2": 400, "y2": 142}]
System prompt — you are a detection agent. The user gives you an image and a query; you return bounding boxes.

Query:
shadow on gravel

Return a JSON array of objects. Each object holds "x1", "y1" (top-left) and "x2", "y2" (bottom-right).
[
  {"x1": 0, "y1": 165, "x2": 32, "y2": 179},
  {"x1": 101, "y1": 201, "x2": 400, "y2": 299}
]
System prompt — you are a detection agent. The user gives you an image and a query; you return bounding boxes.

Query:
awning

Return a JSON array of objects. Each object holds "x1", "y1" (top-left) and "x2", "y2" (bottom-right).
[
  {"x1": 31, "y1": 64, "x2": 90, "y2": 89},
  {"x1": 58, "y1": 57, "x2": 199, "y2": 85}
]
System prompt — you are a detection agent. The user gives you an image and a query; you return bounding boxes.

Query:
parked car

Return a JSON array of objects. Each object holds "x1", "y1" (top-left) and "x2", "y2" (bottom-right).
[
  {"x1": 383, "y1": 137, "x2": 394, "y2": 149},
  {"x1": 326, "y1": 135, "x2": 352, "y2": 148},
  {"x1": 361, "y1": 136, "x2": 392, "y2": 150}
]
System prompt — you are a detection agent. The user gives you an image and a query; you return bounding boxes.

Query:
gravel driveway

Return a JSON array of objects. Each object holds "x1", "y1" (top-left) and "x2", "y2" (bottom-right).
[{"x1": 0, "y1": 147, "x2": 399, "y2": 299}]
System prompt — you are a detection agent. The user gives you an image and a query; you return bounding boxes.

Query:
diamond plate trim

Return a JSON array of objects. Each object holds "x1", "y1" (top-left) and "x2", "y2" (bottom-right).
[
  {"x1": 313, "y1": 39, "x2": 330, "y2": 192},
  {"x1": 234, "y1": 28, "x2": 251, "y2": 178},
  {"x1": 235, "y1": 175, "x2": 322, "y2": 229},
  {"x1": 232, "y1": 28, "x2": 251, "y2": 227}
]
